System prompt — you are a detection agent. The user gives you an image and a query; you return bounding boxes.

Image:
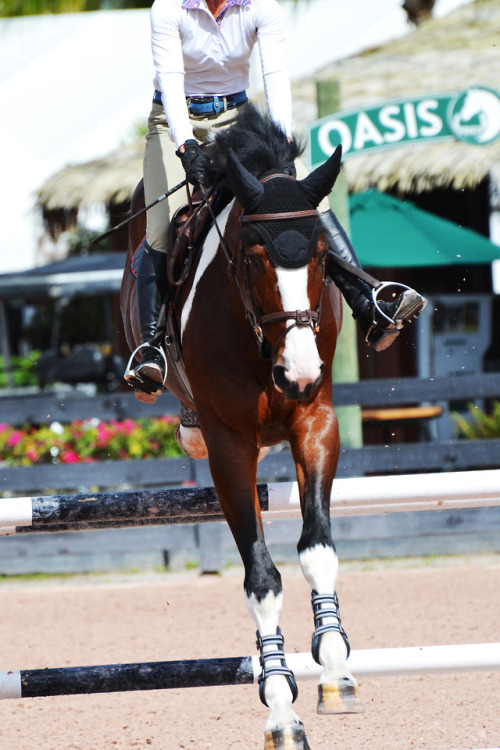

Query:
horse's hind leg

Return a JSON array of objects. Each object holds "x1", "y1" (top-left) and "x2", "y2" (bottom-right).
[
  {"x1": 289, "y1": 404, "x2": 365, "y2": 715},
  {"x1": 206, "y1": 435, "x2": 309, "y2": 750}
]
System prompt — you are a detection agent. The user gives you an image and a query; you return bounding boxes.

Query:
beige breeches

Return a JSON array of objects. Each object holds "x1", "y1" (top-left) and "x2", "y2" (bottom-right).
[{"x1": 144, "y1": 102, "x2": 244, "y2": 253}]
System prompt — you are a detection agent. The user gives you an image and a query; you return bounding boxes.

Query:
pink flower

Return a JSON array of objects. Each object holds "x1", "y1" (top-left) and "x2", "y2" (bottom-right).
[
  {"x1": 97, "y1": 424, "x2": 110, "y2": 445},
  {"x1": 26, "y1": 449, "x2": 38, "y2": 462},
  {"x1": 7, "y1": 431, "x2": 23, "y2": 447},
  {"x1": 160, "y1": 415, "x2": 180, "y2": 426},
  {"x1": 60, "y1": 450, "x2": 80, "y2": 464}
]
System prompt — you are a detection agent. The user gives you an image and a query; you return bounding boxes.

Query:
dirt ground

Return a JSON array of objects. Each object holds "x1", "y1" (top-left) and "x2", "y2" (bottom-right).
[{"x1": 1, "y1": 555, "x2": 499, "y2": 750}]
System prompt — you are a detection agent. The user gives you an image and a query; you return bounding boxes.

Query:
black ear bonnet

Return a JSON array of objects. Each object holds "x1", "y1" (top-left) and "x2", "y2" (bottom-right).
[{"x1": 241, "y1": 177, "x2": 321, "y2": 269}]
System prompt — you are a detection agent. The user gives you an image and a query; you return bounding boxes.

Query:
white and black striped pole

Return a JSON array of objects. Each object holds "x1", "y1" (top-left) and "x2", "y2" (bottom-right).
[
  {"x1": 2, "y1": 644, "x2": 500, "y2": 700},
  {"x1": 2, "y1": 469, "x2": 500, "y2": 535}
]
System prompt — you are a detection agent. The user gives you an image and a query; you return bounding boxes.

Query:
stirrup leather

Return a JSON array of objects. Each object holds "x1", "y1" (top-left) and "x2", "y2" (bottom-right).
[
  {"x1": 124, "y1": 343, "x2": 168, "y2": 394},
  {"x1": 311, "y1": 591, "x2": 350, "y2": 664},
  {"x1": 256, "y1": 628, "x2": 298, "y2": 707}
]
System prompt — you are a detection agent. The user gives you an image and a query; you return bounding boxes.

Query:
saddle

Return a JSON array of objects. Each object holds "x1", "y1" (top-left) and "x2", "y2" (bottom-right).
[{"x1": 166, "y1": 190, "x2": 208, "y2": 287}]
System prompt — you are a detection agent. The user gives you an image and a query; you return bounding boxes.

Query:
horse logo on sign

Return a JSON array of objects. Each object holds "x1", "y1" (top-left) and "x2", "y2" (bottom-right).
[{"x1": 448, "y1": 86, "x2": 500, "y2": 145}]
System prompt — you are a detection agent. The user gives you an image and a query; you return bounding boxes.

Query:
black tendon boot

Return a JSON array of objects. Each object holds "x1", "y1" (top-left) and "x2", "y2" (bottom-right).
[
  {"x1": 321, "y1": 211, "x2": 426, "y2": 351},
  {"x1": 124, "y1": 242, "x2": 167, "y2": 399}
]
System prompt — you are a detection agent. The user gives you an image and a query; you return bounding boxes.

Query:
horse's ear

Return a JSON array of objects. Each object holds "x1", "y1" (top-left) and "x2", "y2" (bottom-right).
[
  {"x1": 299, "y1": 146, "x2": 342, "y2": 206},
  {"x1": 226, "y1": 148, "x2": 264, "y2": 209}
]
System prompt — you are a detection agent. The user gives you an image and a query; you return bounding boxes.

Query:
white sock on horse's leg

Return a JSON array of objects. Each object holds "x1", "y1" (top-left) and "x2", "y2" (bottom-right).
[{"x1": 245, "y1": 590, "x2": 303, "y2": 733}]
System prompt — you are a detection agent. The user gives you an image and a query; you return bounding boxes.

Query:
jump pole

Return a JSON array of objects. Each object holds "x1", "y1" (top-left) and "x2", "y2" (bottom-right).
[
  {"x1": 1, "y1": 468, "x2": 500, "y2": 535},
  {"x1": 2, "y1": 643, "x2": 499, "y2": 700}
]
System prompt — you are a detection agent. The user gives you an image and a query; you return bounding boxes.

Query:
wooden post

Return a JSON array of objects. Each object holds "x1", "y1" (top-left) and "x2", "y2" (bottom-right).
[
  {"x1": 0, "y1": 301, "x2": 15, "y2": 390},
  {"x1": 316, "y1": 80, "x2": 363, "y2": 448}
]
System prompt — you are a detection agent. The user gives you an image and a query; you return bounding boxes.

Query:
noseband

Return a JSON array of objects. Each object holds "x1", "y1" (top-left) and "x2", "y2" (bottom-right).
[{"x1": 237, "y1": 174, "x2": 325, "y2": 359}]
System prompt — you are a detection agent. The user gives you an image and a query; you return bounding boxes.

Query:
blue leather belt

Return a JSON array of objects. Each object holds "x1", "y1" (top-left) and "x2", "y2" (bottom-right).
[{"x1": 153, "y1": 89, "x2": 247, "y2": 116}]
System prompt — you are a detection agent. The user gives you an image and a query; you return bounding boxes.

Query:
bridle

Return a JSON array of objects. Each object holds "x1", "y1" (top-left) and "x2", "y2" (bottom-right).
[
  {"x1": 236, "y1": 174, "x2": 326, "y2": 359},
  {"x1": 204, "y1": 173, "x2": 327, "y2": 360}
]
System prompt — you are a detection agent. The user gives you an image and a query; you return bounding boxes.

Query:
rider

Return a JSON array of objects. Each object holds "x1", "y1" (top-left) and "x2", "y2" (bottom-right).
[{"x1": 124, "y1": 0, "x2": 426, "y2": 397}]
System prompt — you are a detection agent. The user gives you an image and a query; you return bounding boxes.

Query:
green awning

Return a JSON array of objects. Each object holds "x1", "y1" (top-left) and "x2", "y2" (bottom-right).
[{"x1": 348, "y1": 189, "x2": 500, "y2": 268}]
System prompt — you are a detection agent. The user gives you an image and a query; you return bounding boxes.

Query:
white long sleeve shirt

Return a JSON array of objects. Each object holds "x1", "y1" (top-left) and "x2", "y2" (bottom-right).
[{"x1": 151, "y1": 0, "x2": 293, "y2": 147}]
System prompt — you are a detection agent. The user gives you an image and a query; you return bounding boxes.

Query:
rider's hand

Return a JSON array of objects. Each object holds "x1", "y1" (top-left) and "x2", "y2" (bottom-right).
[{"x1": 176, "y1": 139, "x2": 206, "y2": 186}]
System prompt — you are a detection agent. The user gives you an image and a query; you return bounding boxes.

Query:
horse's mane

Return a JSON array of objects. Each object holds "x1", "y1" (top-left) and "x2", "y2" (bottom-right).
[{"x1": 203, "y1": 103, "x2": 304, "y2": 186}]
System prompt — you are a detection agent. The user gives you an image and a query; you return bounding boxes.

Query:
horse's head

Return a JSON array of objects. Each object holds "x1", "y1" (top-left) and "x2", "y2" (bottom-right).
[
  {"x1": 458, "y1": 89, "x2": 482, "y2": 123},
  {"x1": 227, "y1": 146, "x2": 342, "y2": 401}
]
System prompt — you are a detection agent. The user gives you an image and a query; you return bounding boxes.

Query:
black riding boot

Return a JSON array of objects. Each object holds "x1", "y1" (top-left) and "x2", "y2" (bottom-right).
[
  {"x1": 124, "y1": 241, "x2": 167, "y2": 394},
  {"x1": 321, "y1": 210, "x2": 426, "y2": 351}
]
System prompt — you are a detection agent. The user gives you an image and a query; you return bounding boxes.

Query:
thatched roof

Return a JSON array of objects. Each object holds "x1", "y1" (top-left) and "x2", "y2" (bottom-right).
[
  {"x1": 37, "y1": 0, "x2": 500, "y2": 212},
  {"x1": 37, "y1": 140, "x2": 144, "y2": 212}
]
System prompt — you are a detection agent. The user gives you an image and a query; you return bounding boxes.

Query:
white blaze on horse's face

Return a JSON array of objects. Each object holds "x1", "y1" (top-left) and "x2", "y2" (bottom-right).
[{"x1": 274, "y1": 265, "x2": 323, "y2": 396}]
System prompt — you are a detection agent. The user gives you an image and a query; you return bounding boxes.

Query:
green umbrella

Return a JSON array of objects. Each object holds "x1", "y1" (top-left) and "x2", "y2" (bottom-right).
[{"x1": 348, "y1": 189, "x2": 500, "y2": 268}]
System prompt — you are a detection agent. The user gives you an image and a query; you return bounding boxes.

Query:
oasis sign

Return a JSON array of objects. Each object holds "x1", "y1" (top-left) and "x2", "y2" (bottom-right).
[{"x1": 307, "y1": 86, "x2": 500, "y2": 167}]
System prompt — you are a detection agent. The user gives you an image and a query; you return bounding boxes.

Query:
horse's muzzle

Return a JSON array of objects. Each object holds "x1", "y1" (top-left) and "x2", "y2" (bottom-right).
[{"x1": 272, "y1": 362, "x2": 324, "y2": 401}]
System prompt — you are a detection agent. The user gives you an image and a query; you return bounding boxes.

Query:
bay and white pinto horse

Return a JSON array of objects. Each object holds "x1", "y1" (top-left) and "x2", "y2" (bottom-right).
[{"x1": 121, "y1": 105, "x2": 363, "y2": 749}]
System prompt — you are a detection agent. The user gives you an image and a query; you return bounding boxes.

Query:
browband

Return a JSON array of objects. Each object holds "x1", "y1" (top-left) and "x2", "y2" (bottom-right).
[{"x1": 239, "y1": 209, "x2": 319, "y2": 223}]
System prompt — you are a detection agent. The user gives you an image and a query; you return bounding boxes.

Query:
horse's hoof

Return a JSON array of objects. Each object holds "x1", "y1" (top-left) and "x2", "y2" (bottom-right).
[
  {"x1": 264, "y1": 725, "x2": 310, "y2": 750},
  {"x1": 317, "y1": 681, "x2": 365, "y2": 714}
]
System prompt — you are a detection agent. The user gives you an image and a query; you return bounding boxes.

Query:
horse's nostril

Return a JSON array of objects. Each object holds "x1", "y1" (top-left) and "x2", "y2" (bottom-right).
[{"x1": 272, "y1": 365, "x2": 288, "y2": 394}]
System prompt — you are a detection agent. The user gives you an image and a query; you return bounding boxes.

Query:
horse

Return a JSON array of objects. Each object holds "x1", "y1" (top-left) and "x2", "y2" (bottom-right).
[{"x1": 121, "y1": 104, "x2": 364, "y2": 750}]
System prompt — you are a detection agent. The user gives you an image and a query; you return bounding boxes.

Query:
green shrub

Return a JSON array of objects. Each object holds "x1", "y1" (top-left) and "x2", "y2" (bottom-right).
[
  {"x1": 0, "y1": 351, "x2": 40, "y2": 388},
  {"x1": 451, "y1": 401, "x2": 500, "y2": 440}
]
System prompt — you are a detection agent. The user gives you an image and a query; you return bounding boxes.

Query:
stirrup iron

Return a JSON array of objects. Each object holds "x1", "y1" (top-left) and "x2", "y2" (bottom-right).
[
  {"x1": 364, "y1": 281, "x2": 420, "y2": 346},
  {"x1": 124, "y1": 343, "x2": 168, "y2": 392},
  {"x1": 372, "y1": 281, "x2": 414, "y2": 326}
]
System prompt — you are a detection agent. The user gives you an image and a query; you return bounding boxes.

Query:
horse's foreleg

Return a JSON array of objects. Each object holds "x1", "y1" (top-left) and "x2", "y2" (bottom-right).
[
  {"x1": 206, "y1": 436, "x2": 309, "y2": 750},
  {"x1": 300, "y1": 544, "x2": 364, "y2": 714},
  {"x1": 245, "y1": 546, "x2": 309, "y2": 750},
  {"x1": 289, "y1": 404, "x2": 365, "y2": 716}
]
